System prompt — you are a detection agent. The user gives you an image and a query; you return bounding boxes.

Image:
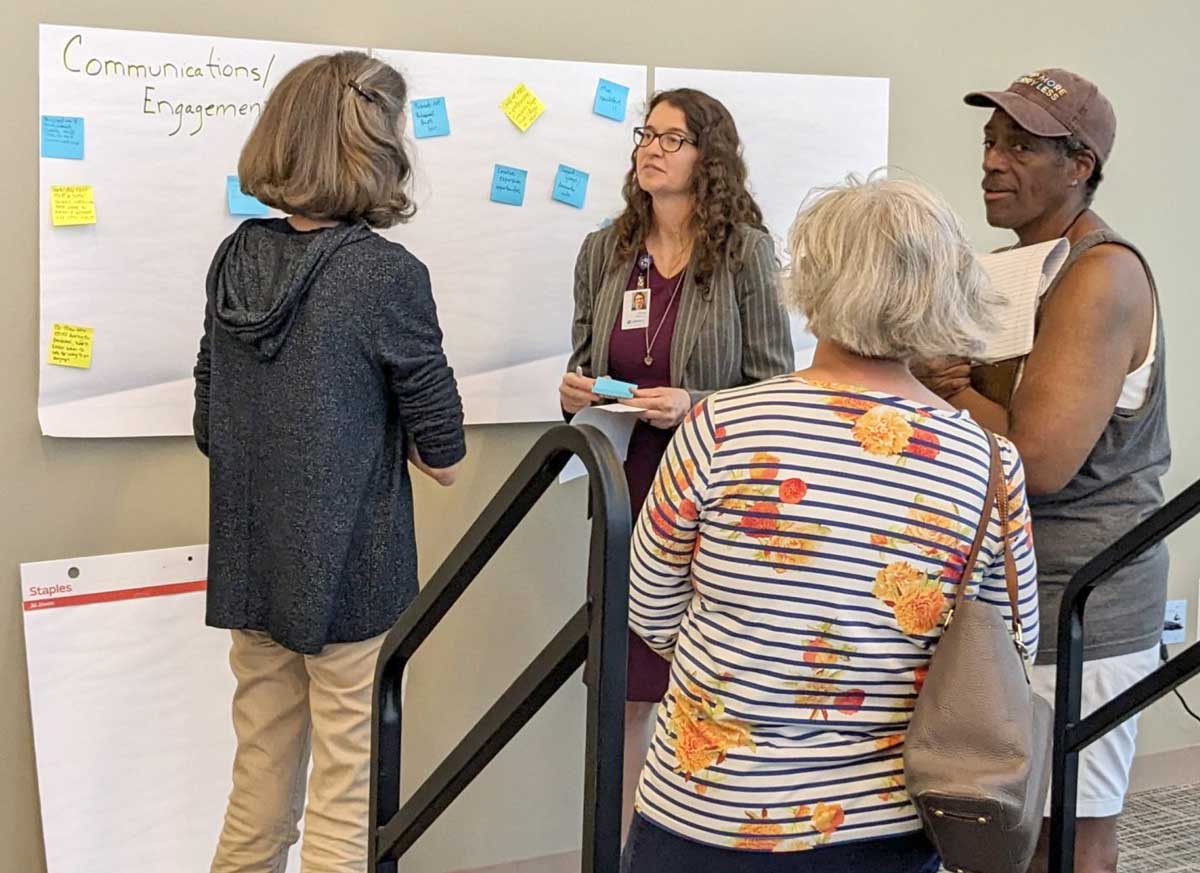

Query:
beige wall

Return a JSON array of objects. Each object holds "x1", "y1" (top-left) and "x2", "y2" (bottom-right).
[{"x1": 3, "y1": 2, "x2": 1199, "y2": 871}]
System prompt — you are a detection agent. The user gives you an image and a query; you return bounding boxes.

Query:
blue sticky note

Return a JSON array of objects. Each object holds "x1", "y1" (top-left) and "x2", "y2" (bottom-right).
[
  {"x1": 593, "y1": 376, "x2": 637, "y2": 399},
  {"x1": 412, "y1": 97, "x2": 450, "y2": 139},
  {"x1": 226, "y1": 175, "x2": 269, "y2": 216},
  {"x1": 41, "y1": 116, "x2": 84, "y2": 160},
  {"x1": 490, "y1": 164, "x2": 527, "y2": 207},
  {"x1": 552, "y1": 164, "x2": 589, "y2": 209},
  {"x1": 593, "y1": 79, "x2": 630, "y2": 122}
]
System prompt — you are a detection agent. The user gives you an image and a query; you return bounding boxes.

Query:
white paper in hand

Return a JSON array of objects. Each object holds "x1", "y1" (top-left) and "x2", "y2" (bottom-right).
[
  {"x1": 559, "y1": 403, "x2": 641, "y2": 483},
  {"x1": 976, "y1": 238, "x2": 1070, "y2": 363}
]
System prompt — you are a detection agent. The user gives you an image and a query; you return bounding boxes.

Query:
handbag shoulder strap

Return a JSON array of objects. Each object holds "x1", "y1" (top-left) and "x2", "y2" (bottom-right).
[
  {"x1": 952, "y1": 431, "x2": 1016, "y2": 629},
  {"x1": 995, "y1": 458, "x2": 1021, "y2": 637}
]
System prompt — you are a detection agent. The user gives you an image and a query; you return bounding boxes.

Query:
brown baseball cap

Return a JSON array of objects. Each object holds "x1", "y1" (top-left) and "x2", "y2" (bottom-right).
[{"x1": 965, "y1": 68, "x2": 1116, "y2": 164}]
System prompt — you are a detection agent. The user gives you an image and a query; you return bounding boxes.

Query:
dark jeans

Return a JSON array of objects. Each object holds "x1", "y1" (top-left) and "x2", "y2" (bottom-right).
[{"x1": 621, "y1": 814, "x2": 942, "y2": 873}]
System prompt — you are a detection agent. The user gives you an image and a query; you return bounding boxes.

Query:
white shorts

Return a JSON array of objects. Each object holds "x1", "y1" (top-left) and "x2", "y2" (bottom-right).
[{"x1": 1030, "y1": 644, "x2": 1160, "y2": 818}]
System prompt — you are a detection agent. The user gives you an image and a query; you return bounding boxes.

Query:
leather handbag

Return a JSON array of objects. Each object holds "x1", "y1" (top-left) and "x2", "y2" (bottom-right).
[{"x1": 903, "y1": 431, "x2": 1052, "y2": 873}]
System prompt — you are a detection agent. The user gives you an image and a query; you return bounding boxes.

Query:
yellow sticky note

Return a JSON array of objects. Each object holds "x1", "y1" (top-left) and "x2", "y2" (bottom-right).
[
  {"x1": 500, "y1": 83, "x2": 546, "y2": 132},
  {"x1": 48, "y1": 323, "x2": 94, "y2": 369},
  {"x1": 51, "y1": 185, "x2": 97, "y2": 227}
]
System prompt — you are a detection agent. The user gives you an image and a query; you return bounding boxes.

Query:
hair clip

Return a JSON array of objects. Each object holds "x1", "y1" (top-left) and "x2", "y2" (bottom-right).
[{"x1": 346, "y1": 79, "x2": 376, "y2": 103}]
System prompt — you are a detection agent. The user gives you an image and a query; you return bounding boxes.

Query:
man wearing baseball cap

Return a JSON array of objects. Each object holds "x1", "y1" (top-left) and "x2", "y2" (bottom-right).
[{"x1": 914, "y1": 69, "x2": 1170, "y2": 873}]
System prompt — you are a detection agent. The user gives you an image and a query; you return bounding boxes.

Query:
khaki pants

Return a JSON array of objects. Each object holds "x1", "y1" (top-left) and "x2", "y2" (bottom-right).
[{"x1": 210, "y1": 629, "x2": 393, "y2": 873}]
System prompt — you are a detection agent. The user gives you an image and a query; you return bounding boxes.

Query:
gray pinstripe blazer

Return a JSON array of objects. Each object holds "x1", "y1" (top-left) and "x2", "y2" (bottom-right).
[{"x1": 566, "y1": 224, "x2": 794, "y2": 406}]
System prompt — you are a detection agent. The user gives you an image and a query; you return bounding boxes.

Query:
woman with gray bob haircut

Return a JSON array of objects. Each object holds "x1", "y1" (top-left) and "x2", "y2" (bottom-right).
[
  {"x1": 621, "y1": 174, "x2": 1037, "y2": 872},
  {"x1": 787, "y1": 174, "x2": 1000, "y2": 361}
]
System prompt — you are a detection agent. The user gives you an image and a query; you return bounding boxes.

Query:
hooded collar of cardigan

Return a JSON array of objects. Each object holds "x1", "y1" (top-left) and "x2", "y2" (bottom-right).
[{"x1": 207, "y1": 219, "x2": 374, "y2": 361}]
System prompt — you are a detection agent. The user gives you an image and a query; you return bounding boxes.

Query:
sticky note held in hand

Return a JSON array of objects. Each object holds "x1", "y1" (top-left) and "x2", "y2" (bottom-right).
[
  {"x1": 500, "y1": 83, "x2": 545, "y2": 132},
  {"x1": 48, "y1": 323, "x2": 94, "y2": 369},
  {"x1": 593, "y1": 376, "x2": 637, "y2": 399}
]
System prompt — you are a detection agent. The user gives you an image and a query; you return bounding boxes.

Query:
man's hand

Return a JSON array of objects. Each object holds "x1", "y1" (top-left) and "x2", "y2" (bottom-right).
[{"x1": 910, "y1": 356, "x2": 972, "y2": 400}]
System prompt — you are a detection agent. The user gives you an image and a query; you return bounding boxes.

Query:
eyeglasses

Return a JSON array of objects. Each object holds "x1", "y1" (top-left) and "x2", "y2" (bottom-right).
[{"x1": 633, "y1": 126, "x2": 697, "y2": 153}]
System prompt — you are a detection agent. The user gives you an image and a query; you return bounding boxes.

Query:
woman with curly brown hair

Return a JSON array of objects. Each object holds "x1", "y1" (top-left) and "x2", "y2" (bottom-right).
[{"x1": 559, "y1": 88, "x2": 794, "y2": 839}]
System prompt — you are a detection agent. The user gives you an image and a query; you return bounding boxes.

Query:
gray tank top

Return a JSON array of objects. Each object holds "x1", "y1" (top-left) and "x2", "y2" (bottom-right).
[{"x1": 1030, "y1": 229, "x2": 1171, "y2": 664}]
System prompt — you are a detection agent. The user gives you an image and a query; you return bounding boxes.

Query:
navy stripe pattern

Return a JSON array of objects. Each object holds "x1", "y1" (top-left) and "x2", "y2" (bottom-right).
[{"x1": 629, "y1": 376, "x2": 1038, "y2": 853}]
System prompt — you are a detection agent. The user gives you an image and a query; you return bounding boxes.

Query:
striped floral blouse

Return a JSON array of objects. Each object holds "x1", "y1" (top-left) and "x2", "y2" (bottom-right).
[{"x1": 629, "y1": 375, "x2": 1039, "y2": 853}]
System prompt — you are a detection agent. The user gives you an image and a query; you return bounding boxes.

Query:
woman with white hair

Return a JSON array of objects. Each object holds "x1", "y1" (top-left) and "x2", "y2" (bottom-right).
[{"x1": 620, "y1": 177, "x2": 1040, "y2": 872}]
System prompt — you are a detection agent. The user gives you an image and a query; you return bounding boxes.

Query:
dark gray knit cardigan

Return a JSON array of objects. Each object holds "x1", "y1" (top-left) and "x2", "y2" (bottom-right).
[{"x1": 193, "y1": 219, "x2": 465, "y2": 653}]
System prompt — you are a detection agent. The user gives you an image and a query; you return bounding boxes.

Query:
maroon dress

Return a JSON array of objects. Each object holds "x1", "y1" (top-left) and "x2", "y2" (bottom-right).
[{"x1": 608, "y1": 255, "x2": 686, "y2": 702}]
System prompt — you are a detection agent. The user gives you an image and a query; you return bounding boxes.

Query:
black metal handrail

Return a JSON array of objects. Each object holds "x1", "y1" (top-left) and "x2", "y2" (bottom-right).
[
  {"x1": 1049, "y1": 477, "x2": 1200, "y2": 873},
  {"x1": 368, "y1": 424, "x2": 631, "y2": 873}
]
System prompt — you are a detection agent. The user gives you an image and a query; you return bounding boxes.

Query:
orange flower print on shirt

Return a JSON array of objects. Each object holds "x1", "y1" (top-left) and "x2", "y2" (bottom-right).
[
  {"x1": 670, "y1": 683, "x2": 754, "y2": 783},
  {"x1": 906, "y1": 426, "x2": 941, "y2": 461},
  {"x1": 825, "y1": 394, "x2": 876, "y2": 421},
  {"x1": 795, "y1": 682, "x2": 832, "y2": 713},
  {"x1": 872, "y1": 561, "x2": 927, "y2": 605},
  {"x1": 875, "y1": 734, "x2": 904, "y2": 752},
  {"x1": 762, "y1": 539, "x2": 807, "y2": 572},
  {"x1": 873, "y1": 562, "x2": 946, "y2": 635},
  {"x1": 802, "y1": 637, "x2": 845, "y2": 667},
  {"x1": 713, "y1": 425, "x2": 728, "y2": 445},
  {"x1": 913, "y1": 665, "x2": 929, "y2": 693},
  {"x1": 674, "y1": 459, "x2": 697, "y2": 496},
  {"x1": 879, "y1": 773, "x2": 907, "y2": 802},
  {"x1": 834, "y1": 688, "x2": 866, "y2": 715},
  {"x1": 801, "y1": 377, "x2": 867, "y2": 392},
  {"x1": 749, "y1": 452, "x2": 781, "y2": 481},
  {"x1": 742, "y1": 501, "x2": 780, "y2": 538},
  {"x1": 758, "y1": 521, "x2": 828, "y2": 573},
  {"x1": 811, "y1": 802, "x2": 846, "y2": 836},
  {"x1": 903, "y1": 504, "x2": 965, "y2": 558},
  {"x1": 940, "y1": 550, "x2": 967, "y2": 584},
  {"x1": 648, "y1": 499, "x2": 677, "y2": 534},
  {"x1": 780, "y1": 478, "x2": 808, "y2": 504},
  {"x1": 679, "y1": 499, "x2": 699, "y2": 521},
  {"x1": 732, "y1": 809, "x2": 787, "y2": 851},
  {"x1": 851, "y1": 406, "x2": 914, "y2": 457},
  {"x1": 895, "y1": 586, "x2": 947, "y2": 635},
  {"x1": 893, "y1": 583, "x2": 947, "y2": 636}
]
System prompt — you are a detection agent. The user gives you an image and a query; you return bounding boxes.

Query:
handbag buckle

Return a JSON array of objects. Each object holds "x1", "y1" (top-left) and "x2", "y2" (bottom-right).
[{"x1": 1011, "y1": 623, "x2": 1032, "y2": 683}]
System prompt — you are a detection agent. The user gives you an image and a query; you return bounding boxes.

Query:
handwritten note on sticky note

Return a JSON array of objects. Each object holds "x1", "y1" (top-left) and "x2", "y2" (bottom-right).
[
  {"x1": 412, "y1": 97, "x2": 451, "y2": 138},
  {"x1": 500, "y1": 83, "x2": 546, "y2": 132},
  {"x1": 50, "y1": 185, "x2": 96, "y2": 226},
  {"x1": 48, "y1": 323, "x2": 94, "y2": 369},
  {"x1": 593, "y1": 79, "x2": 630, "y2": 122},
  {"x1": 41, "y1": 116, "x2": 85, "y2": 160},
  {"x1": 490, "y1": 164, "x2": 528, "y2": 206},
  {"x1": 552, "y1": 164, "x2": 590, "y2": 209},
  {"x1": 227, "y1": 176, "x2": 269, "y2": 216}
]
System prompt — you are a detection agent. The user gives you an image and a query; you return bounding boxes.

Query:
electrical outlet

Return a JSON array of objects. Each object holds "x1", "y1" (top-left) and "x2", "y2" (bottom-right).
[{"x1": 1163, "y1": 599, "x2": 1187, "y2": 645}]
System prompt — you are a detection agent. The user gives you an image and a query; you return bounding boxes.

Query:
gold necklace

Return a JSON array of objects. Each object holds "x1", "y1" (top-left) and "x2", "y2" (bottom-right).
[{"x1": 643, "y1": 267, "x2": 687, "y2": 367}]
